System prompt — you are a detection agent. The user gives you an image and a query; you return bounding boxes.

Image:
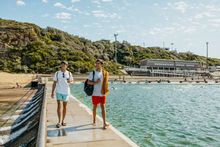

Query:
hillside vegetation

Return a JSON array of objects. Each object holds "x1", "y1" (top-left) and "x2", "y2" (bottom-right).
[{"x1": 0, "y1": 18, "x2": 219, "y2": 74}]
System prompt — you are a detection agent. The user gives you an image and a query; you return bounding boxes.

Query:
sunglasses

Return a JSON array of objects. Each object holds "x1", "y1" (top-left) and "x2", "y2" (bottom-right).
[{"x1": 62, "y1": 72, "x2": 65, "y2": 78}]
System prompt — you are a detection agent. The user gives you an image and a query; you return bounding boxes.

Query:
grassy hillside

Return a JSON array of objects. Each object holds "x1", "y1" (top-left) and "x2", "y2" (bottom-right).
[{"x1": 0, "y1": 18, "x2": 219, "y2": 74}]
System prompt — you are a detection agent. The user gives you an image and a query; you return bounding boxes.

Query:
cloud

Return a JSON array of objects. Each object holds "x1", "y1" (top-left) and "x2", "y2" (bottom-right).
[
  {"x1": 206, "y1": 5, "x2": 220, "y2": 12},
  {"x1": 183, "y1": 26, "x2": 197, "y2": 33},
  {"x1": 83, "y1": 24, "x2": 91, "y2": 28},
  {"x1": 71, "y1": 0, "x2": 80, "y2": 3},
  {"x1": 42, "y1": 13, "x2": 50, "y2": 17},
  {"x1": 168, "y1": 1, "x2": 189, "y2": 13},
  {"x1": 42, "y1": 0, "x2": 48, "y2": 3},
  {"x1": 92, "y1": 10, "x2": 121, "y2": 19},
  {"x1": 149, "y1": 25, "x2": 197, "y2": 36},
  {"x1": 16, "y1": 0, "x2": 25, "y2": 6},
  {"x1": 92, "y1": 0, "x2": 101, "y2": 5},
  {"x1": 61, "y1": 20, "x2": 70, "y2": 23},
  {"x1": 208, "y1": 19, "x2": 220, "y2": 23},
  {"x1": 54, "y1": 2, "x2": 66, "y2": 9},
  {"x1": 194, "y1": 12, "x2": 216, "y2": 19},
  {"x1": 92, "y1": 10, "x2": 107, "y2": 17},
  {"x1": 54, "y1": 2, "x2": 79, "y2": 12},
  {"x1": 102, "y1": 0, "x2": 112, "y2": 2},
  {"x1": 56, "y1": 12, "x2": 72, "y2": 20},
  {"x1": 153, "y1": 3, "x2": 159, "y2": 6}
]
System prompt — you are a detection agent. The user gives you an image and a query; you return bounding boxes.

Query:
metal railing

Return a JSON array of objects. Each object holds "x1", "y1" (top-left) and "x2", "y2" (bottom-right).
[{"x1": 36, "y1": 78, "x2": 47, "y2": 147}]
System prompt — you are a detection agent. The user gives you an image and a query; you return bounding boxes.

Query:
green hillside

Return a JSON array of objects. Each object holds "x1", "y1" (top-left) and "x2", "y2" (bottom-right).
[{"x1": 0, "y1": 18, "x2": 219, "y2": 74}]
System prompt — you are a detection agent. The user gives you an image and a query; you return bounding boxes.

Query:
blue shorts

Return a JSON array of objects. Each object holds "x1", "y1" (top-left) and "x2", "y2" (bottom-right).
[{"x1": 56, "y1": 93, "x2": 69, "y2": 102}]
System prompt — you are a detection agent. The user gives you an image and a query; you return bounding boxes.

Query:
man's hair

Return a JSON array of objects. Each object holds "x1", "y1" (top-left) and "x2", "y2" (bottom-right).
[{"x1": 96, "y1": 59, "x2": 104, "y2": 65}]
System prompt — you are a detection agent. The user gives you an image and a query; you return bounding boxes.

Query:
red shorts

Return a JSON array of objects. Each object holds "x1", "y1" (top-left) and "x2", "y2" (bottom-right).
[{"x1": 92, "y1": 96, "x2": 106, "y2": 105}]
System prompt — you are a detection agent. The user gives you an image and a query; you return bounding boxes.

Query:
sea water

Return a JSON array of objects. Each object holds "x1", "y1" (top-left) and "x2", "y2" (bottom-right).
[{"x1": 70, "y1": 83, "x2": 220, "y2": 147}]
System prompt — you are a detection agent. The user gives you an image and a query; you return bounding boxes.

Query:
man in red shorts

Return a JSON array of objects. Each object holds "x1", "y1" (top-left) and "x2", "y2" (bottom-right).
[{"x1": 87, "y1": 59, "x2": 109, "y2": 129}]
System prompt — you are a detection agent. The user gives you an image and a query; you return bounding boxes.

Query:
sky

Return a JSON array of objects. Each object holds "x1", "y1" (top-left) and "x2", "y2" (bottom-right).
[{"x1": 0, "y1": 0, "x2": 220, "y2": 58}]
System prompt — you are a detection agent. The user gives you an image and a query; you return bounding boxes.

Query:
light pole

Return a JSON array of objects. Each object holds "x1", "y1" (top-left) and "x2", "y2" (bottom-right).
[
  {"x1": 114, "y1": 34, "x2": 118, "y2": 63},
  {"x1": 206, "y1": 42, "x2": 209, "y2": 70},
  {"x1": 163, "y1": 41, "x2": 165, "y2": 50},
  {"x1": 171, "y1": 43, "x2": 174, "y2": 50}
]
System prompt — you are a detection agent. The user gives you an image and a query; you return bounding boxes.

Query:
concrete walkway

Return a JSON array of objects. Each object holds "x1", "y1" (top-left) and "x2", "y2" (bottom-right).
[{"x1": 46, "y1": 83, "x2": 138, "y2": 147}]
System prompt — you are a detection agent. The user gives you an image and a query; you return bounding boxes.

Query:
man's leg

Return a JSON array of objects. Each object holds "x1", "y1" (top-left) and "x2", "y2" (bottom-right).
[
  {"x1": 93, "y1": 104, "x2": 97, "y2": 125},
  {"x1": 100, "y1": 104, "x2": 109, "y2": 129},
  {"x1": 62, "y1": 101, "x2": 67, "y2": 125},
  {"x1": 57, "y1": 100, "x2": 62, "y2": 124}
]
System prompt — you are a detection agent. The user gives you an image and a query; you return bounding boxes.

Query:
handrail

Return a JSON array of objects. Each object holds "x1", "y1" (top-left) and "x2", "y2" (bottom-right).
[{"x1": 36, "y1": 78, "x2": 47, "y2": 147}]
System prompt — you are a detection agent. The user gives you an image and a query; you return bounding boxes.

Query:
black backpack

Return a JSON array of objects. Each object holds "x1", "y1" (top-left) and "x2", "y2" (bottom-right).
[{"x1": 84, "y1": 71, "x2": 95, "y2": 96}]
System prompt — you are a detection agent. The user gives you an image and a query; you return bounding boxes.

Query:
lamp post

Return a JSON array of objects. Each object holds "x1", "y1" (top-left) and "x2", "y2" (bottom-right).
[
  {"x1": 114, "y1": 34, "x2": 118, "y2": 63},
  {"x1": 206, "y1": 42, "x2": 209, "y2": 70},
  {"x1": 163, "y1": 41, "x2": 165, "y2": 50},
  {"x1": 171, "y1": 43, "x2": 174, "y2": 50}
]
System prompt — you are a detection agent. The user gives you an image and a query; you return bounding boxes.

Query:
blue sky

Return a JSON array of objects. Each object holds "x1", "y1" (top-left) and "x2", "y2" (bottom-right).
[{"x1": 0, "y1": 0, "x2": 220, "y2": 58}]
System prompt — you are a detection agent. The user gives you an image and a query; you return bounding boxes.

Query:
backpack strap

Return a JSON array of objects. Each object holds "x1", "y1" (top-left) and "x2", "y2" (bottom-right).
[{"x1": 92, "y1": 70, "x2": 95, "y2": 82}]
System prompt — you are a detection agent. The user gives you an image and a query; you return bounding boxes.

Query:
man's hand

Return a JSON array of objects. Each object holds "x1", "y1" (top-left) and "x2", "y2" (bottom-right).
[
  {"x1": 67, "y1": 79, "x2": 74, "y2": 84},
  {"x1": 95, "y1": 79, "x2": 101, "y2": 84},
  {"x1": 51, "y1": 93, "x2": 54, "y2": 99}
]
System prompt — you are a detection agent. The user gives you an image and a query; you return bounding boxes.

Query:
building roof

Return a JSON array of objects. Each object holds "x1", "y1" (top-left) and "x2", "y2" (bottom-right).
[{"x1": 140, "y1": 59, "x2": 199, "y2": 63}]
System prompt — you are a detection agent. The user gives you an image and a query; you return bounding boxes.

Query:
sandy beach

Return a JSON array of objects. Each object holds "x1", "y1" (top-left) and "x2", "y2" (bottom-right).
[{"x1": 0, "y1": 72, "x2": 36, "y2": 104}]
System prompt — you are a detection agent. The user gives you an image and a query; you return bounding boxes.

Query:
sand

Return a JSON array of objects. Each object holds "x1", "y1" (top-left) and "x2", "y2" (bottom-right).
[
  {"x1": 0, "y1": 72, "x2": 36, "y2": 88},
  {"x1": 0, "y1": 72, "x2": 36, "y2": 104}
]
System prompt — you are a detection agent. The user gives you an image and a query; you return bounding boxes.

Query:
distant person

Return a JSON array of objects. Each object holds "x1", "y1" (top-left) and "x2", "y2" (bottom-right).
[
  {"x1": 51, "y1": 61, "x2": 74, "y2": 128},
  {"x1": 87, "y1": 59, "x2": 109, "y2": 129},
  {"x1": 16, "y1": 82, "x2": 22, "y2": 88}
]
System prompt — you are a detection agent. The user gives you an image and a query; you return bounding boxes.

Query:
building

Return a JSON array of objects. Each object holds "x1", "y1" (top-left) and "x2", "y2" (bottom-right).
[
  {"x1": 125, "y1": 59, "x2": 206, "y2": 77},
  {"x1": 208, "y1": 66, "x2": 220, "y2": 72},
  {"x1": 140, "y1": 59, "x2": 201, "y2": 71}
]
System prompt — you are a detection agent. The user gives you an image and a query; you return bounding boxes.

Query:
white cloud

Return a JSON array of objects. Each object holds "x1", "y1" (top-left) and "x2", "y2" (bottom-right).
[
  {"x1": 206, "y1": 5, "x2": 220, "y2": 12},
  {"x1": 42, "y1": 13, "x2": 49, "y2": 17},
  {"x1": 153, "y1": 3, "x2": 159, "y2": 6},
  {"x1": 16, "y1": 0, "x2": 25, "y2": 6},
  {"x1": 54, "y1": 2, "x2": 66, "y2": 9},
  {"x1": 102, "y1": 0, "x2": 112, "y2": 2},
  {"x1": 183, "y1": 26, "x2": 197, "y2": 33},
  {"x1": 74, "y1": 8, "x2": 79, "y2": 12},
  {"x1": 149, "y1": 25, "x2": 197, "y2": 36},
  {"x1": 92, "y1": 0, "x2": 101, "y2": 5},
  {"x1": 92, "y1": 10, "x2": 121, "y2": 19},
  {"x1": 42, "y1": 0, "x2": 48, "y2": 3},
  {"x1": 54, "y1": 2, "x2": 79, "y2": 12},
  {"x1": 168, "y1": 1, "x2": 189, "y2": 13},
  {"x1": 56, "y1": 12, "x2": 72, "y2": 20},
  {"x1": 109, "y1": 13, "x2": 121, "y2": 19},
  {"x1": 194, "y1": 12, "x2": 215, "y2": 19},
  {"x1": 61, "y1": 20, "x2": 70, "y2": 23},
  {"x1": 71, "y1": 0, "x2": 80, "y2": 3},
  {"x1": 149, "y1": 27, "x2": 161, "y2": 35},
  {"x1": 83, "y1": 24, "x2": 91, "y2": 28},
  {"x1": 92, "y1": 10, "x2": 107, "y2": 17},
  {"x1": 208, "y1": 19, "x2": 220, "y2": 23}
]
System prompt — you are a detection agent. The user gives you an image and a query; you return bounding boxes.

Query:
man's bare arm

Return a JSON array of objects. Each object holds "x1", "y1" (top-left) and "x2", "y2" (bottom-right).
[
  {"x1": 87, "y1": 79, "x2": 100, "y2": 85},
  {"x1": 51, "y1": 81, "x2": 56, "y2": 98}
]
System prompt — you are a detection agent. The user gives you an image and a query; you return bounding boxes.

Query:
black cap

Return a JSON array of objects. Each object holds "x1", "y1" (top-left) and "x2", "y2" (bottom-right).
[
  {"x1": 96, "y1": 59, "x2": 104, "y2": 65},
  {"x1": 61, "y1": 61, "x2": 68, "y2": 65}
]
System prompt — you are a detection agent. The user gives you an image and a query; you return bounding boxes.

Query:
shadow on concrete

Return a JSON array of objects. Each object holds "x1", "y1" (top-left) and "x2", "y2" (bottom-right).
[{"x1": 47, "y1": 123, "x2": 103, "y2": 137}]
